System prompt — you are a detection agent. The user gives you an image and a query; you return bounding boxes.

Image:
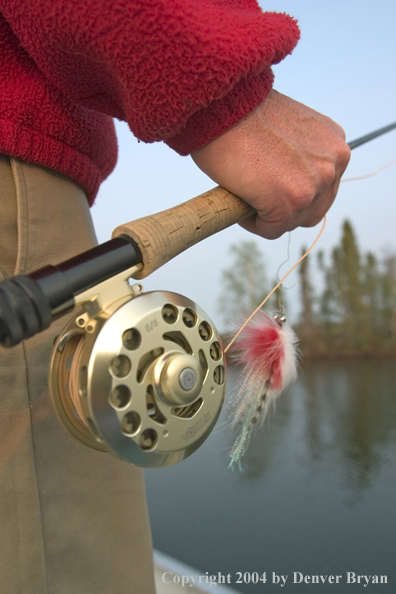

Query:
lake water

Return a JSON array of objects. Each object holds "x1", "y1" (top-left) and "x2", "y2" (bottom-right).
[{"x1": 145, "y1": 360, "x2": 396, "y2": 593}]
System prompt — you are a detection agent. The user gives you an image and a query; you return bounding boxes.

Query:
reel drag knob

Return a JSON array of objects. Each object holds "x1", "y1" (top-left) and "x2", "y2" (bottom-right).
[
  {"x1": 155, "y1": 352, "x2": 203, "y2": 406},
  {"x1": 49, "y1": 290, "x2": 226, "y2": 468}
]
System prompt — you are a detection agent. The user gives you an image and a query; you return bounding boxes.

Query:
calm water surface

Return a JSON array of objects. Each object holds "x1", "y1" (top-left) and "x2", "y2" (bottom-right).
[{"x1": 145, "y1": 360, "x2": 396, "y2": 592}]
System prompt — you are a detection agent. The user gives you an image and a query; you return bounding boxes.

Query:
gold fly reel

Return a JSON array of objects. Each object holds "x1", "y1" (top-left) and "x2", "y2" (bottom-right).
[{"x1": 49, "y1": 277, "x2": 226, "y2": 468}]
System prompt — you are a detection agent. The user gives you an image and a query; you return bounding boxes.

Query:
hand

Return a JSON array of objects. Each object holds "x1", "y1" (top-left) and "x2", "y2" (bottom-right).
[{"x1": 191, "y1": 90, "x2": 351, "y2": 239}]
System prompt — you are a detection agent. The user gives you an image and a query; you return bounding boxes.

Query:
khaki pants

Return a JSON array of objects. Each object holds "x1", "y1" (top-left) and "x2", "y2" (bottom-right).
[{"x1": 0, "y1": 156, "x2": 155, "y2": 594}]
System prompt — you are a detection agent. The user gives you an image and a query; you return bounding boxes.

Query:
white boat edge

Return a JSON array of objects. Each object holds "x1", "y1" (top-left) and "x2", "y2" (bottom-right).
[{"x1": 154, "y1": 549, "x2": 242, "y2": 594}]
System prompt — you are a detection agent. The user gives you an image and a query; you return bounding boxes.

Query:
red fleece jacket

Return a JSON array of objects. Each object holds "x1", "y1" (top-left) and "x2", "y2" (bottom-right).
[{"x1": 0, "y1": 1, "x2": 299, "y2": 204}]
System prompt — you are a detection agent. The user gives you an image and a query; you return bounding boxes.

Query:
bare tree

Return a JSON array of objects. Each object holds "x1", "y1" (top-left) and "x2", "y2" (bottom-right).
[{"x1": 217, "y1": 241, "x2": 268, "y2": 327}]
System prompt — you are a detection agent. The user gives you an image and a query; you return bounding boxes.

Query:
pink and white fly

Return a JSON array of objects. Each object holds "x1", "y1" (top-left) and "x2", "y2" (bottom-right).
[{"x1": 226, "y1": 310, "x2": 299, "y2": 469}]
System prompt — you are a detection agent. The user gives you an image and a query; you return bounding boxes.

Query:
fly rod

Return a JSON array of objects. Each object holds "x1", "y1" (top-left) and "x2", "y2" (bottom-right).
[{"x1": 0, "y1": 121, "x2": 395, "y2": 349}]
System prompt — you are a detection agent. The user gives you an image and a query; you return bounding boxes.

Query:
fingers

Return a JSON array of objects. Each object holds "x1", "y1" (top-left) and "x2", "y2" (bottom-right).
[
  {"x1": 294, "y1": 138, "x2": 350, "y2": 229},
  {"x1": 239, "y1": 215, "x2": 292, "y2": 240},
  {"x1": 240, "y1": 177, "x2": 340, "y2": 240},
  {"x1": 240, "y1": 143, "x2": 350, "y2": 240}
]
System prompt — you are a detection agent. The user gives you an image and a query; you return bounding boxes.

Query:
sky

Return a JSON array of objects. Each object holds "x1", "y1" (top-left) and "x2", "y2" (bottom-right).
[{"x1": 90, "y1": 0, "x2": 396, "y2": 329}]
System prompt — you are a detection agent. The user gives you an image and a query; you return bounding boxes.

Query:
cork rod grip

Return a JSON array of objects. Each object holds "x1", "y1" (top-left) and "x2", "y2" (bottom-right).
[{"x1": 112, "y1": 186, "x2": 255, "y2": 279}]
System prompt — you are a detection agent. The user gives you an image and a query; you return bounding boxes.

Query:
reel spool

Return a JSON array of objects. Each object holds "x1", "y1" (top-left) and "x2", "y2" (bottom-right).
[{"x1": 49, "y1": 276, "x2": 226, "y2": 468}]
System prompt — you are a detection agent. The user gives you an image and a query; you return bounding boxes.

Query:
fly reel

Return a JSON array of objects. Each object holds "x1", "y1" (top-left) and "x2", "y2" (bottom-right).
[{"x1": 49, "y1": 266, "x2": 226, "y2": 468}]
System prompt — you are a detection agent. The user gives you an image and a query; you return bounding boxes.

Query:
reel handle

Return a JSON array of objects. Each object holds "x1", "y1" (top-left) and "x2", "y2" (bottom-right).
[{"x1": 112, "y1": 186, "x2": 255, "y2": 279}]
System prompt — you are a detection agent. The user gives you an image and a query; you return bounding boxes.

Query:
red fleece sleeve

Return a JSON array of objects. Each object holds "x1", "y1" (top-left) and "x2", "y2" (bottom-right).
[{"x1": 0, "y1": 0, "x2": 299, "y2": 154}]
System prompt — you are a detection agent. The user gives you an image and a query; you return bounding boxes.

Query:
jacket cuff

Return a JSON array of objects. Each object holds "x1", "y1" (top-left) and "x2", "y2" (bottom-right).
[{"x1": 165, "y1": 66, "x2": 274, "y2": 155}]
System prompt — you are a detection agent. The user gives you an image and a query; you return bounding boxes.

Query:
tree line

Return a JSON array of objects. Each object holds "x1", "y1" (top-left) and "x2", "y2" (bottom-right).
[{"x1": 218, "y1": 221, "x2": 396, "y2": 358}]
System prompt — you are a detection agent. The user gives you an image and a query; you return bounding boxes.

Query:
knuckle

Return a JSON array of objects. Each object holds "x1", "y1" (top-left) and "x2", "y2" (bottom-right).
[
  {"x1": 336, "y1": 123, "x2": 347, "y2": 141},
  {"x1": 328, "y1": 118, "x2": 347, "y2": 141},
  {"x1": 338, "y1": 142, "x2": 352, "y2": 168},
  {"x1": 289, "y1": 182, "x2": 316, "y2": 210},
  {"x1": 319, "y1": 161, "x2": 336, "y2": 187}
]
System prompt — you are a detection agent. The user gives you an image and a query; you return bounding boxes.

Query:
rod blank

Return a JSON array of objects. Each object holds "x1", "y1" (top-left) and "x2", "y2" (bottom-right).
[{"x1": 348, "y1": 121, "x2": 396, "y2": 150}]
